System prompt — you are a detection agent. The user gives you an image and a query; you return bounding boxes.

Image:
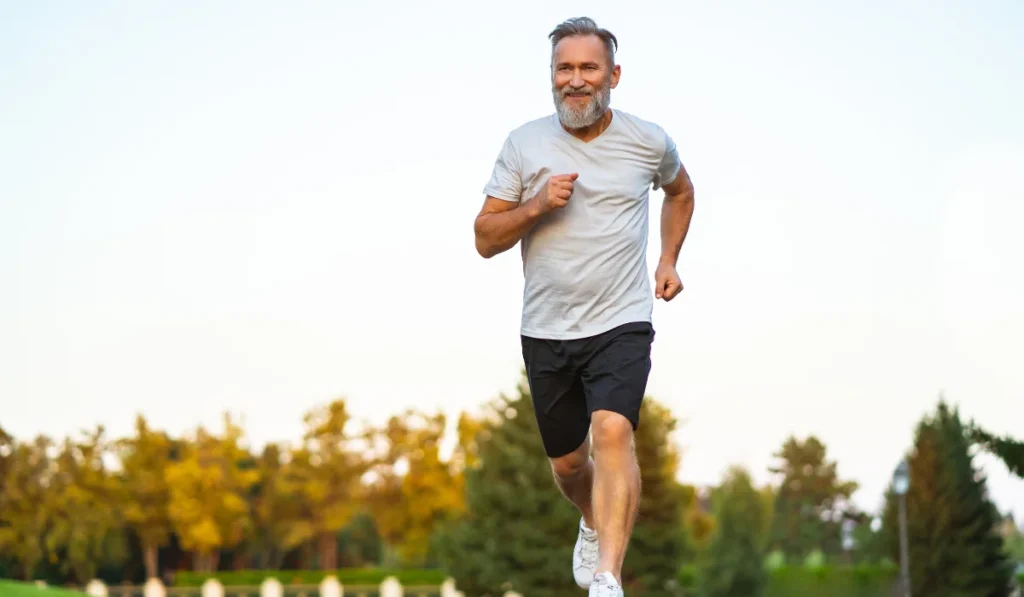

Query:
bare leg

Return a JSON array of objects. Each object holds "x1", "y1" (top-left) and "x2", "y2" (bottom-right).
[
  {"x1": 590, "y1": 409, "x2": 641, "y2": 584},
  {"x1": 549, "y1": 434, "x2": 596, "y2": 529}
]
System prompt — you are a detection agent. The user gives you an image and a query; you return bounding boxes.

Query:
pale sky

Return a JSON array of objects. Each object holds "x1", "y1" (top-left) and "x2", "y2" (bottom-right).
[{"x1": 2, "y1": 1, "x2": 1022, "y2": 520}]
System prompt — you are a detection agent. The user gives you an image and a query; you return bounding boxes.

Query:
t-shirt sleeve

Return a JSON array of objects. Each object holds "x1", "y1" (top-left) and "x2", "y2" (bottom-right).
[
  {"x1": 482, "y1": 135, "x2": 523, "y2": 203},
  {"x1": 652, "y1": 129, "x2": 682, "y2": 190}
]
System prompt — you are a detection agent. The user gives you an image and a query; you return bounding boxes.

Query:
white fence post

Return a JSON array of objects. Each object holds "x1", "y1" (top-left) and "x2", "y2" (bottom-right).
[
  {"x1": 380, "y1": 576, "x2": 403, "y2": 597},
  {"x1": 320, "y1": 575, "x2": 343, "y2": 597},
  {"x1": 260, "y1": 577, "x2": 283, "y2": 597},
  {"x1": 85, "y1": 580, "x2": 108, "y2": 597},
  {"x1": 440, "y1": 577, "x2": 458, "y2": 597},
  {"x1": 201, "y1": 578, "x2": 224, "y2": 597},
  {"x1": 144, "y1": 578, "x2": 167, "y2": 597}
]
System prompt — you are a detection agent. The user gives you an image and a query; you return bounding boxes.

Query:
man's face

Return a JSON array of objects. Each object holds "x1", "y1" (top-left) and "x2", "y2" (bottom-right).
[{"x1": 551, "y1": 34, "x2": 620, "y2": 129}]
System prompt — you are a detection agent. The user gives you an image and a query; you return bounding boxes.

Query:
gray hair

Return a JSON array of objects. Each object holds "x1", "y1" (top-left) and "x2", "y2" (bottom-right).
[{"x1": 548, "y1": 17, "x2": 618, "y2": 68}]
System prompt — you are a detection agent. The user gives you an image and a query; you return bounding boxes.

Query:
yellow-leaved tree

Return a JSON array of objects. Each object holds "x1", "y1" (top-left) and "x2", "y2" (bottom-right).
[
  {"x1": 0, "y1": 435, "x2": 51, "y2": 580},
  {"x1": 117, "y1": 415, "x2": 172, "y2": 580},
  {"x1": 278, "y1": 399, "x2": 370, "y2": 570},
  {"x1": 368, "y1": 409, "x2": 466, "y2": 566},
  {"x1": 45, "y1": 426, "x2": 127, "y2": 584},
  {"x1": 166, "y1": 414, "x2": 259, "y2": 572}
]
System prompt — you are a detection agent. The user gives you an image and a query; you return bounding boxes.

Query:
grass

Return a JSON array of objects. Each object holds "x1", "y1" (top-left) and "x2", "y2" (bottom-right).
[{"x1": 0, "y1": 580, "x2": 85, "y2": 596}]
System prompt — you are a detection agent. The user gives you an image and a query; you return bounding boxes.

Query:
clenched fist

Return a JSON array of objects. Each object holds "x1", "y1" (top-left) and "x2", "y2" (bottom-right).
[
  {"x1": 655, "y1": 261, "x2": 683, "y2": 301},
  {"x1": 532, "y1": 172, "x2": 578, "y2": 214}
]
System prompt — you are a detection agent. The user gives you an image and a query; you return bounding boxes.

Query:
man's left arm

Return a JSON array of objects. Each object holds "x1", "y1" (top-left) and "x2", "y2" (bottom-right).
[{"x1": 655, "y1": 163, "x2": 694, "y2": 301}]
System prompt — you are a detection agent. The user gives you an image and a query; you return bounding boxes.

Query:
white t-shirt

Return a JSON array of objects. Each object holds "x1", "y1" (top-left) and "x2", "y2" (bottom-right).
[{"x1": 483, "y1": 108, "x2": 682, "y2": 340}]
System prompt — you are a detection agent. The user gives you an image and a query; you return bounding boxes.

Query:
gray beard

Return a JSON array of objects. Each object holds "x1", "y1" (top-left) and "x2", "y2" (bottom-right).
[{"x1": 553, "y1": 82, "x2": 611, "y2": 130}]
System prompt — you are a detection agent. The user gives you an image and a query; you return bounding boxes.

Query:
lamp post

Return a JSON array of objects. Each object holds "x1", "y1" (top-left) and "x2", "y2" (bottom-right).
[{"x1": 892, "y1": 459, "x2": 911, "y2": 597}]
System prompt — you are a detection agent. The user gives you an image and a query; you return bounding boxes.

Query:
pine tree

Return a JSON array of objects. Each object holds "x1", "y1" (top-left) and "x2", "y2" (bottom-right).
[
  {"x1": 696, "y1": 466, "x2": 769, "y2": 597},
  {"x1": 880, "y1": 400, "x2": 1014, "y2": 596},
  {"x1": 434, "y1": 375, "x2": 580, "y2": 597},
  {"x1": 623, "y1": 397, "x2": 688, "y2": 595}
]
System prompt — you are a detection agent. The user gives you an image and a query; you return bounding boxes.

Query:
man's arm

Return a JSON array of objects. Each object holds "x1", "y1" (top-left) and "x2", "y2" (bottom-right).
[
  {"x1": 473, "y1": 196, "x2": 545, "y2": 258},
  {"x1": 652, "y1": 163, "x2": 694, "y2": 301},
  {"x1": 474, "y1": 173, "x2": 577, "y2": 258},
  {"x1": 658, "y1": 164, "x2": 695, "y2": 268}
]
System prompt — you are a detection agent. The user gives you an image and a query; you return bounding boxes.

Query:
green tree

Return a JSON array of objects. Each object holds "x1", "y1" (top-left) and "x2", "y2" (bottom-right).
[
  {"x1": 434, "y1": 375, "x2": 580, "y2": 597},
  {"x1": 767, "y1": 435, "x2": 858, "y2": 559},
  {"x1": 697, "y1": 466, "x2": 769, "y2": 597},
  {"x1": 880, "y1": 400, "x2": 1014, "y2": 596},
  {"x1": 117, "y1": 415, "x2": 173, "y2": 579},
  {"x1": 622, "y1": 397, "x2": 688, "y2": 594}
]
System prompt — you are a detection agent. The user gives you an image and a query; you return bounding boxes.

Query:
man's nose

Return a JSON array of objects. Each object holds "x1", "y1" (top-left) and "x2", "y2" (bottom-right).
[{"x1": 571, "y1": 70, "x2": 585, "y2": 88}]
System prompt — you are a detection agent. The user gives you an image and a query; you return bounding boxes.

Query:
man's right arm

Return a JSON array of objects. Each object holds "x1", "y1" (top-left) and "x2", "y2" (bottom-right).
[
  {"x1": 474, "y1": 173, "x2": 577, "y2": 258},
  {"x1": 473, "y1": 195, "x2": 544, "y2": 259}
]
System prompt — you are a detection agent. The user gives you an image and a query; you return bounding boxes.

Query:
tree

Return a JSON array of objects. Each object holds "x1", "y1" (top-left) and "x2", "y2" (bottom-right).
[
  {"x1": 367, "y1": 409, "x2": 464, "y2": 566},
  {"x1": 697, "y1": 466, "x2": 769, "y2": 597},
  {"x1": 165, "y1": 415, "x2": 259, "y2": 572},
  {"x1": 245, "y1": 442, "x2": 294, "y2": 569},
  {"x1": 0, "y1": 436, "x2": 52, "y2": 580},
  {"x1": 767, "y1": 435, "x2": 858, "y2": 559},
  {"x1": 45, "y1": 427, "x2": 128, "y2": 584},
  {"x1": 622, "y1": 397, "x2": 688, "y2": 594},
  {"x1": 879, "y1": 400, "x2": 1015, "y2": 596},
  {"x1": 278, "y1": 399, "x2": 370, "y2": 570},
  {"x1": 117, "y1": 415, "x2": 173, "y2": 579},
  {"x1": 434, "y1": 374, "x2": 580, "y2": 597}
]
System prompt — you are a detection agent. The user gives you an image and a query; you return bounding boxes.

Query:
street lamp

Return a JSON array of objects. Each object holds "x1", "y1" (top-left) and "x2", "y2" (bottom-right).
[{"x1": 892, "y1": 459, "x2": 911, "y2": 597}]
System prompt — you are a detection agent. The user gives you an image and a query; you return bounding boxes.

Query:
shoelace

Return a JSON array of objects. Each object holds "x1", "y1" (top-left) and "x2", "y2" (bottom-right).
[
  {"x1": 579, "y1": 534, "x2": 599, "y2": 567},
  {"x1": 591, "y1": 574, "x2": 621, "y2": 596}
]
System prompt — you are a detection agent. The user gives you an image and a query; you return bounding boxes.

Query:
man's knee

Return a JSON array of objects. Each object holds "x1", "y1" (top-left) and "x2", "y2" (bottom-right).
[
  {"x1": 550, "y1": 441, "x2": 590, "y2": 479},
  {"x1": 591, "y1": 410, "x2": 634, "y2": 453}
]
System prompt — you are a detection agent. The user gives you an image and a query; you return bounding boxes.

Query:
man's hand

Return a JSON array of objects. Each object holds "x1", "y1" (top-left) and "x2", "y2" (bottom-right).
[
  {"x1": 530, "y1": 172, "x2": 578, "y2": 214},
  {"x1": 654, "y1": 261, "x2": 683, "y2": 301}
]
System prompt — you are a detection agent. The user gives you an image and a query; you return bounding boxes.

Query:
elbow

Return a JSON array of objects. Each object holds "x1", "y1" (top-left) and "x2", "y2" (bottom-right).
[
  {"x1": 474, "y1": 221, "x2": 497, "y2": 259},
  {"x1": 476, "y1": 238, "x2": 497, "y2": 259}
]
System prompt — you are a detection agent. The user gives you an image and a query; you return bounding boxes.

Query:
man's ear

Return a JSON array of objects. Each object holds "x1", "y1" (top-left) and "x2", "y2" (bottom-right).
[{"x1": 610, "y1": 64, "x2": 621, "y2": 88}]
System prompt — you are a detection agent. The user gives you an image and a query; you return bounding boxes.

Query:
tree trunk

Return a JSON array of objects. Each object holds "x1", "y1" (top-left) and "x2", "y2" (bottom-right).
[
  {"x1": 318, "y1": 532, "x2": 337, "y2": 570},
  {"x1": 144, "y1": 543, "x2": 158, "y2": 579}
]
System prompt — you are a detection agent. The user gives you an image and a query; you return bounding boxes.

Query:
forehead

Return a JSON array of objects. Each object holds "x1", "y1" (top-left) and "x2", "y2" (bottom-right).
[{"x1": 552, "y1": 34, "x2": 609, "y2": 66}]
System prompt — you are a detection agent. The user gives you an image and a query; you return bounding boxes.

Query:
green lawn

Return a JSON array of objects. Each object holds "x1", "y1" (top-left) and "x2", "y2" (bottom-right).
[{"x1": 0, "y1": 580, "x2": 85, "y2": 597}]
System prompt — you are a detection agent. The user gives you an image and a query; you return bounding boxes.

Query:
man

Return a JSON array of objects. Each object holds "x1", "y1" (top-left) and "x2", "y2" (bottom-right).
[{"x1": 473, "y1": 16, "x2": 695, "y2": 597}]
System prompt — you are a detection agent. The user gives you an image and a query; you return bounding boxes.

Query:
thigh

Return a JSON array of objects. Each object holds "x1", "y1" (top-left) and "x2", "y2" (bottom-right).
[
  {"x1": 579, "y1": 323, "x2": 654, "y2": 429},
  {"x1": 522, "y1": 335, "x2": 591, "y2": 458}
]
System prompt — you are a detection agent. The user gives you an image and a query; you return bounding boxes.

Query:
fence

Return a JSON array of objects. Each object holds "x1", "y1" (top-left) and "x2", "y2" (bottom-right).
[{"x1": 74, "y1": 577, "x2": 526, "y2": 597}]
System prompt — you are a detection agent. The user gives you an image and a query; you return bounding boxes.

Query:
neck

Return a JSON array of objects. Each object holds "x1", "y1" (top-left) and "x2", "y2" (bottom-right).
[{"x1": 562, "y1": 108, "x2": 613, "y2": 142}]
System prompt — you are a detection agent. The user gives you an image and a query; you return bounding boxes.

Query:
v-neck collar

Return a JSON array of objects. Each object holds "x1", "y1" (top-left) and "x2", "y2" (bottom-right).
[{"x1": 554, "y1": 109, "x2": 617, "y2": 146}]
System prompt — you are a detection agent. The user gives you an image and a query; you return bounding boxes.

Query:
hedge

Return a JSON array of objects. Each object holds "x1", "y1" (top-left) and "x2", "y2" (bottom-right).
[
  {"x1": 678, "y1": 563, "x2": 899, "y2": 597},
  {"x1": 173, "y1": 568, "x2": 448, "y2": 587}
]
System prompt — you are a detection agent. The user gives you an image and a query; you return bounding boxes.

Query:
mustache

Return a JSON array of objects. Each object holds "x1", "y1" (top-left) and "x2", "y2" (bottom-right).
[{"x1": 559, "y1": 84, "x2": 595, "y2": 97}]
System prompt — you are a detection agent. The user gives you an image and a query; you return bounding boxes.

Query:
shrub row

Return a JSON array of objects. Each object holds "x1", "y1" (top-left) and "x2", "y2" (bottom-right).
[
  {"x1": 678, "y1": 563, "x2": 900, "y2": 596},
  {"x1": 173, "y1": 568, "x2": 448, "y2": 587}
]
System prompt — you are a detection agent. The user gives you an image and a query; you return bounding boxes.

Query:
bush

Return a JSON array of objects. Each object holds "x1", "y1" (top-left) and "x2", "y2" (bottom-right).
[
  {"x1": 680, "y1": 563, "x2": 898, "y2": 597},
  {"x1": 765, "y1": 564, "x2": 897, "y2": 597},
  {"x1": 173, "y1": 568, "x2": 448, "y2": 587}
]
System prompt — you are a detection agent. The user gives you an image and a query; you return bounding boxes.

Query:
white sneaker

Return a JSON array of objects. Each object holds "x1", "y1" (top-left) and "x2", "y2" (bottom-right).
[
  {"x1": 573, "y1": 518, "x2": 599, "y2": 588},
  {"x1": 588, "y1": 572, "x2": 624, "y2": 596}
]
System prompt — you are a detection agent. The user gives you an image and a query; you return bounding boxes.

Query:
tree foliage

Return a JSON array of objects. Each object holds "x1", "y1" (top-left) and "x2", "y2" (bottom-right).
[
  {"x1": 165, "y1": 415, "x2": 259, "y2": 572},
  {"x1": 879, "y1": 400, "x2": 1015, "y2": 596},
  {"x1": 767, "y1": 435, "x2": 858, "y2": 559},
  {"x1": 697, "y1": 466, "x2": 769, "y2": 597}
]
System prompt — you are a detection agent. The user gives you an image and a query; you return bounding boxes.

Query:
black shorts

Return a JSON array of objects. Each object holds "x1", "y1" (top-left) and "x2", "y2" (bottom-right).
[{"x1": 521, "y1": 321, "x2": 655, "y2": 458}]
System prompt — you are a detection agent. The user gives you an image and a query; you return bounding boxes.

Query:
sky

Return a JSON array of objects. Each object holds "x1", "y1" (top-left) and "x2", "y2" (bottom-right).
[{"x1": 1, "y1": 0, "x2": 1023, "y2": 519}]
